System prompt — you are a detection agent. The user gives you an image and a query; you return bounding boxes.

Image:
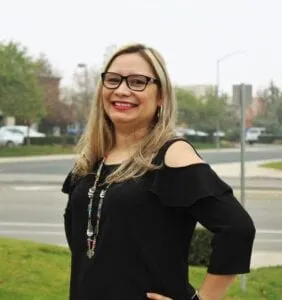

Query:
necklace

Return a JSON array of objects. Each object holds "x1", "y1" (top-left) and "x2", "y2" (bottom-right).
[{"x1": 86, "y1": 158, "x2": 110, "y2": 259}]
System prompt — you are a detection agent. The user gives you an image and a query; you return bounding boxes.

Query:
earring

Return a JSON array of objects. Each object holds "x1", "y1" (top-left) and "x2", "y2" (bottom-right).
[{"x1": 157, "y1": 106, "x2": 163, "y2": 120}]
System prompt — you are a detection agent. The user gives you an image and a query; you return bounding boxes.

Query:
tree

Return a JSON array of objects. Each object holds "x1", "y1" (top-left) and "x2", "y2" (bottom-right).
[
  {"x1": 34, "y1": 53, "x2": 61, "y2": 78},
  {"x1": 72, "y1": 65, "x2": 100, "y2": 126},
  {"x1": 254, "y1": 81, "x2": 282, "y2": 133},
  {"x1": 175, "y1": 87, "x2": 200, "y2": 126},
  {"x1": 0, "y1": 41, "x2": 45, "y2": 133},
  {"x1": 34, "y1": 54, "x2": 77, "y2": 134},
  {"x1": 197, "y1": 89, "x2": 238, "y2": 134}
]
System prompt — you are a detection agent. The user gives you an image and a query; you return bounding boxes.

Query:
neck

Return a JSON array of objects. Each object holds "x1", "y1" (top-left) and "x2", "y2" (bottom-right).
[{"x1": 114, "y1": 125, "x2": 149, "y2": 152}]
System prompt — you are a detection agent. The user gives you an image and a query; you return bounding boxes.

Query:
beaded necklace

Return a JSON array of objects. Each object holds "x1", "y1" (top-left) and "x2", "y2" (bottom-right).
[{"x1": 86, "y1": 158, "x2": 110, "y2": 258}]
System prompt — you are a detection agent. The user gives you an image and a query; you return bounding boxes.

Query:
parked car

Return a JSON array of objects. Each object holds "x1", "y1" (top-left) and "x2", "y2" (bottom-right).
[
  {"x1": 0, "y1": 127, "x2": 24, "y2": 147},
  {"x1": 213, "y1": 131, "x2": 226, "y2": 137},
  {"x1": 175, "y1": 127, "x2": 209, "y2": 137},
  {"x1": 245, "y1": 127, "x2": 266, "y2": 145},
  {"x1": 1, "y1": 125, "x2": 46, "y2": 138}
]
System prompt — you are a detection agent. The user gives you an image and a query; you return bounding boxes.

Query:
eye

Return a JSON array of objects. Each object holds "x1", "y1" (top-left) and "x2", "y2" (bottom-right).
[
  {"x1": 128, "y1": 76, "x2": 147, "y2": 87},
  {"x1": 104, "y1": 74, "x2": 121, "y2": 85}
]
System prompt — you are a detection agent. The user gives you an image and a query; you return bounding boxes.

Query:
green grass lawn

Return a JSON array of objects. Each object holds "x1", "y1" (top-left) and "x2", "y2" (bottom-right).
[
  {"x1": 0, "y1": 238, "x2": 281, "y2": 299},
  {"x1": 260, "y1": 161, "x2": 282, "y2": 171},
  {"x1": 0, "y1": 145, "x2": 75, "y2": 157}
]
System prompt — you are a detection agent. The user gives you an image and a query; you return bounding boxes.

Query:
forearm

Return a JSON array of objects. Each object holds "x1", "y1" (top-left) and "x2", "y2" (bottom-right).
[{"x1": 198, "y1": 273, "x2": 236, "y2": 300}]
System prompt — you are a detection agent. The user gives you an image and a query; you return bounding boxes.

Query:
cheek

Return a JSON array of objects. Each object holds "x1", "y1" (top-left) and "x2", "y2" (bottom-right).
[
  {"x1": 141, "y1": 90, "x2": 159, "y2": 109},
  {"x1": 102, "y1": 89, "x2": 112, "y2": 108}
]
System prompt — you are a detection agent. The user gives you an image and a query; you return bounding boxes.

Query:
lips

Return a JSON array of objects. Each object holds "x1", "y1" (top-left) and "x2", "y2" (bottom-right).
[{"x1": 112, "y1": 101, "x2": 138, "y2": 109}]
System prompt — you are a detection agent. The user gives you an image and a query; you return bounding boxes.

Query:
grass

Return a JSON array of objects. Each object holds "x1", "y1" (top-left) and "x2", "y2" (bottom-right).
[
  {"x1": 260, "y1": 161, "x2": 282, "y2": 171},
  {"x1": 0, "y1": 145, "x2": 74, "y2": 157},
  {"x1": 0, "y1": 237, "x2": 281, "y2": 299}
]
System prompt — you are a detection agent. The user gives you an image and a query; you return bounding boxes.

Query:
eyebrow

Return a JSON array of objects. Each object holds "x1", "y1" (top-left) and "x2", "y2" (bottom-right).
[{"x1": 107, "y1": 71, "x2": 155, "y2": 77}]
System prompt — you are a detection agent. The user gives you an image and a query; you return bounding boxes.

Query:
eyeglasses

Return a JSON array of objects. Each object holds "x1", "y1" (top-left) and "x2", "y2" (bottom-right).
[{"x1": 101, "y1": 72, "x2": 159, "y2": 92}]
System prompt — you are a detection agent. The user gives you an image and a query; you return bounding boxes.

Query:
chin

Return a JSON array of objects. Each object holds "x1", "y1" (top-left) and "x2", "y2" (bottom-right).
[{"x1": 109, "y1": 114, "x2": 136, "y2": 125}]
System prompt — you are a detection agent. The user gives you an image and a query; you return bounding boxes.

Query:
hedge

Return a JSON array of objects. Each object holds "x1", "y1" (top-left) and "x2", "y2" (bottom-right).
[
  {"x1": 189, "y1": 228, "x2": 213, "y2": 267},
  {"x1": 24, "y1": 135, "x2": 77, "y2": 145},
  {"x1": 183, "y1": 134, "x2": 214, "y2": 144},
  {"x1": 258, "y1": 134, "x2": 282, "y2": 144}
]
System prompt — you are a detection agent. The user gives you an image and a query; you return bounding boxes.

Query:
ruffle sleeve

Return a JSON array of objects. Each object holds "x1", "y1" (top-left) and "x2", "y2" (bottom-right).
[
  {"x1": 150, "y1": 162, "x2": 256, "y2": 275},
  {"x1": 150, "y1": 163, "x2": 232, "y2": 207}
]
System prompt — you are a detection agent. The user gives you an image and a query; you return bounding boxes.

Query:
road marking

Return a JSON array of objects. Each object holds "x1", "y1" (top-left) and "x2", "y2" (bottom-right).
[
  {"x1": 257, "y1": 229, "x2": 282, "y2": 234},
  {"x1": 0, "y1": 230, "x2": 64, "y2": 235},
  {"x1": 255, "y1": 239, "x2": 282, "y2": 243},
  {"x1": 12, "y1": 186, "x2": 59, "y2": 191},
  {"x1": 0, "y1": 222, "x2": 63, "y2": 227}
]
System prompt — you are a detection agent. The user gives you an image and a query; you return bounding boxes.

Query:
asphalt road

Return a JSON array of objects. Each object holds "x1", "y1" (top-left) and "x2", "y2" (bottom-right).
[
  {"x1": 0, "y1": 185, "x2": 281, "y2": 252},
  {"x1": 0, "y1": 145, "x2": 282, "y2": 175}
]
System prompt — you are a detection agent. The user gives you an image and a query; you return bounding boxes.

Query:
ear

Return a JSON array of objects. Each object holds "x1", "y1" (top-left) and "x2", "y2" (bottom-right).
[{"x1": 157, "y1": 94, "x2": 163, "y2": 107}]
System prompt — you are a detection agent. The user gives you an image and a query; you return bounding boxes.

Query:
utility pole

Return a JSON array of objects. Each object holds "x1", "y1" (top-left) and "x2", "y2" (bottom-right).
[{"x1": 233, "y1": 83, "x2": 252, "y2": 292}]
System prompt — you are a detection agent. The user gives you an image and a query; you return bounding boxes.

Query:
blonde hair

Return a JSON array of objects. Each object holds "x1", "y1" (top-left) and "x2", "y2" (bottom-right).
[{"x1": 73, "y1": 43, "x2": 177, "y2": 183}]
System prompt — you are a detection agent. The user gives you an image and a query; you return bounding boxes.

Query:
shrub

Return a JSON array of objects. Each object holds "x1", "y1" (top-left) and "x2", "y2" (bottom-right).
[
  {"x1": 258, "y1": 134, "x2": 282, "y2": 144},
  {"x1": 24, "y1": 135, "x2": 77, "y2": 146},
  {"x1": 189, "y1": 228, "x2": 213, "y2": 267},
  {"x1": 183, "y1": 134, "x2": 213, "y2": 144}
]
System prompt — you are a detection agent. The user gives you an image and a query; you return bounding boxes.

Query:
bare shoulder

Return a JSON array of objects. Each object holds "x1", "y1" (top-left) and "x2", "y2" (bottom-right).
[{"x1": 164, "y1": 140, "x2": 205, "y2": 168}]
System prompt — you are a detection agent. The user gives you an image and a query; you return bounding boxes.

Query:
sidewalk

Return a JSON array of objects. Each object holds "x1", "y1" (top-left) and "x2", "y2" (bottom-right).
[
  {"x1": 211, "y1": 159, "x2": 282, "y2": 190},
  {"x1": 0, "y1": 154, "x2": 76, "y2": 164},
  {"x1": 251, "y1": 251, "x2": 282, "y2": 269},
  {"x1": 211, "y1": 159, "x2": 282, "y2": 180}
]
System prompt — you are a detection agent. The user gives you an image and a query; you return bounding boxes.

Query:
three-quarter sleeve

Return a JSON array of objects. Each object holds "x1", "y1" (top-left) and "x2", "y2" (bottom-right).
[{"x1": 150, "y1": 163, "x2": 256, "y2": 274}]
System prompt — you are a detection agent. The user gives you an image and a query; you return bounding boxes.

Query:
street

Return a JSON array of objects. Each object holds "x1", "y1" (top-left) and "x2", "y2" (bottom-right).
[
  {"x1": 1, "y1": 144, "x2": 282, "y2": 175},
  {"x1": 0, "y1": 184, "x2": 281, "y2": 252}
]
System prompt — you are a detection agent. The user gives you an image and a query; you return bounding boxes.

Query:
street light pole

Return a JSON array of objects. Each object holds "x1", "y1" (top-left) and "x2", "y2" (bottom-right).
[{"x1": 215, "y1": 51, "x2": 246, "y2": 149}]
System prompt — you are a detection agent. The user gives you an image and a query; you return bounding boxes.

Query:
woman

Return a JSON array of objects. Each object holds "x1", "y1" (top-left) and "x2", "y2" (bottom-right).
[{"x1": 62, "y1": 43, "x2": 255, "y2": 300}]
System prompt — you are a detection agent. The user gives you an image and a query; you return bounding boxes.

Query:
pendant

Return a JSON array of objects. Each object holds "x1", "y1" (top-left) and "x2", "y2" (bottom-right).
[
  {"x1": 87, "y1": 248, "x2": 95, "y2": 258},
  {"x1": 88, "y1": 187, "x2": 95, "y2": 198},
  {"x1": 86, "y1": 224, "x2": 94, "y2": 237}
]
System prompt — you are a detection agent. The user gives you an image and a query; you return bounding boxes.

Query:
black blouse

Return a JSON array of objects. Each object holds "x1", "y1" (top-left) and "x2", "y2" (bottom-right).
[{"x1": 62, "y1": 139, "x2": 255, "y2": 300}]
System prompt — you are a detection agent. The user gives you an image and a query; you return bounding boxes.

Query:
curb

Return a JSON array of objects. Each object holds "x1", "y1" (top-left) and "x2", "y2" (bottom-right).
[{"x1": 0, "y1": 154, "x2": 76, "y2": 164}]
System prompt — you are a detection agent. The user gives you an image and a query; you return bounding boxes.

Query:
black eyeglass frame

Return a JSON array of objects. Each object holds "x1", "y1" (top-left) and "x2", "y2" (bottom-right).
[{"x1": 101, "y1": 72, "x2": 160, "y2": 92}]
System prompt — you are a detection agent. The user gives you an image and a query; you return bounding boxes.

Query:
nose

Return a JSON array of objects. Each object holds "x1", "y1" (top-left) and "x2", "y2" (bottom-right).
[{"x1": 113, "y1": 79, "x2": 131, "y2": 96}]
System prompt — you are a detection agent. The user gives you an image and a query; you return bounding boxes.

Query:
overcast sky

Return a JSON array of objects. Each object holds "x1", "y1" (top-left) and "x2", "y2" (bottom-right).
[{"x1": 1, "y1": 0, "x2": 281, "y2": 94}]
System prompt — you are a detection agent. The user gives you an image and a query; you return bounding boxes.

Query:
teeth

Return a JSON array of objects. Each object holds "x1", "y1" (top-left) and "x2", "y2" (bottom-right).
[{"x1": 114, "y1": 102, "x2": 135, "y2": 108}]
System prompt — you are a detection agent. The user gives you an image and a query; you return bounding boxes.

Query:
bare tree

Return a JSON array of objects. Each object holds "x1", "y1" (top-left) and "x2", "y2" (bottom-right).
[{"x1": 72, "y1": 65, "x2": 100, "y2": 125}]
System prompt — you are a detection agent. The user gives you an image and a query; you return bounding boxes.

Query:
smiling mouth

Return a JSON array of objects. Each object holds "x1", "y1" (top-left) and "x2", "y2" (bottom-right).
[{"x1": 112, "y1": 101, "x2": 138, "y2": 109}]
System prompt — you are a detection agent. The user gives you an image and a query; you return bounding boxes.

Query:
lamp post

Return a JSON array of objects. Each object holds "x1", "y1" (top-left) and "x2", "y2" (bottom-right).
[{"x1": 215, "y1": 51, "x2": 246, "y2": 149}]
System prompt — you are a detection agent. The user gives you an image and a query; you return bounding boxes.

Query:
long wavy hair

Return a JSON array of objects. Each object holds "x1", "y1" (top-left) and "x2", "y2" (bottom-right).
[{"x1": 73, "y1": 43, "x2": 177, "y2": 183}]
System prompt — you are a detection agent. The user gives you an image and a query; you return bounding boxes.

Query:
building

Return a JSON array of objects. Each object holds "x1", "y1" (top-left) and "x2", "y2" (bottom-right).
[{"x1": 180, "y1": 84, "x2": 215, "y2": 97}]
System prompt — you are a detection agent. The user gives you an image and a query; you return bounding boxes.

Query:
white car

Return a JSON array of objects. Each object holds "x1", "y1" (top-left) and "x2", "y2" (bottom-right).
[
  {"x1": 213, "y1": 131, "x2": 226, "y2": 137},
  {"x1": 245, "y1": 127, "x2": 266, "y2": 145},
  {"x1": 1, "y1": 125, "x2": 46, "y2": 138},
  {"x1": 0, "y1": 127, "x2": 24, "y2": 147},
  {"x1": 175, "y1": 127, "x2": 209, "y2": 137}
]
